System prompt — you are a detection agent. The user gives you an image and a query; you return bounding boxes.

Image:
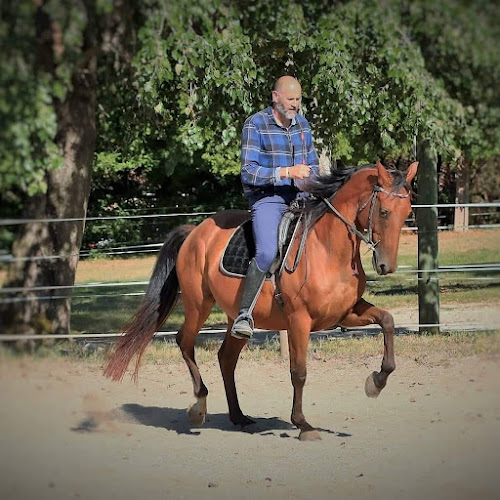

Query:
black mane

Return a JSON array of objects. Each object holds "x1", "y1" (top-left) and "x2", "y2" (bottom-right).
[{"x1": 302, "y1": 164, "x2": 410, "y2": 229}]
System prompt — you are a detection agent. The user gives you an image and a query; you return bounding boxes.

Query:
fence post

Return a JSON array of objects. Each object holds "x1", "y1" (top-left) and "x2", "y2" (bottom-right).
[
  {"x1": 279, "y1": 330, "x2": 289, "y2": 358},
  {"x1": 454, "y1": 159, "x2": 469, "y2": 231},
  {"x1": 416, "y1": 140, "x2": 440, "y2": 334}
]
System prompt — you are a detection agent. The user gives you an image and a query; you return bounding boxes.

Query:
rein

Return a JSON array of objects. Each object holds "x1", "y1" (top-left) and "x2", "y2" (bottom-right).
[
  {"x1": 274, "y1": 183, "x2": 409, "y2": 307},
  {"x1": 322, "y1": 185, "x2": 409, "y2": 253}
]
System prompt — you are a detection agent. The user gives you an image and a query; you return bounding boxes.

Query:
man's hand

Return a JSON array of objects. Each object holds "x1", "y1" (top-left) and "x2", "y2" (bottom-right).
[
  {"x1": 281, "y1": 164, "x2": 311, "y2": 180},
  {"x1": 290, "y1": 164, "x2": 311, "y2": 179}
]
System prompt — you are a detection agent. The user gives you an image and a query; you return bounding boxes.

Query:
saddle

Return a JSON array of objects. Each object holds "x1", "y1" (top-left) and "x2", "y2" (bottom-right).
[{"x1": 220, "y1": 210, "x2": 306, "y2": 279}]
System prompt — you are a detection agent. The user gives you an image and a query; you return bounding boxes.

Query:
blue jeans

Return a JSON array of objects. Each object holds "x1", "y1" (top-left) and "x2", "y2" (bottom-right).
[{"x1": 251, "y1": 193, "x2": 295, "y2": 271}]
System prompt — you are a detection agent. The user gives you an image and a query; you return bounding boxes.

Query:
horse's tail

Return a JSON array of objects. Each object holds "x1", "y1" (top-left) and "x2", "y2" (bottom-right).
[{"x1": 103, "y1": 224, "x2": 195, "y2": 382}]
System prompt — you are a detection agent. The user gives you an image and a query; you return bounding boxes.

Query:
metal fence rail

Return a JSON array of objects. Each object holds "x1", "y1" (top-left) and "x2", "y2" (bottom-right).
[
  {"x1": 1, "y1": 204, "x2": 498, "y2": 333},
  {"x1": 0, "y1": 263, "x2": 498, "y2": 297},
  {"x1": 0, "y1": 322, "x2": 496, "y2": 342},
  {"x1": 0, "y1": 203, "x2": 499, "y2": 226}
]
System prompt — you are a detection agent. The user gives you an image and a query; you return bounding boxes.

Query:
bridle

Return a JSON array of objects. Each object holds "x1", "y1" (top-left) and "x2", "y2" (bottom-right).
[
  {"x1": 283, "y1": 184, "x2": 410, "y2": 275},
  {"x1": 322, "y1": 185, "x2": 410, "y2": 254}
]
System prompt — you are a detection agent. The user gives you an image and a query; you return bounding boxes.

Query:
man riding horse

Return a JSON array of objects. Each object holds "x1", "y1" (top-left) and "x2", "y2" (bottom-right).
[
  {"x1": 231, "y1": 75, "x2": 320, "y2": 340},
  {"x1": 104, "y1": 75, "x2": 419, "y2": 441}
]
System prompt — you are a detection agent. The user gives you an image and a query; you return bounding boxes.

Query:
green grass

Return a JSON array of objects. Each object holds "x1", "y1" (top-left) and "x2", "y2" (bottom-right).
[
  {"x1": 357, "y1": 242, "x2": 500, "y2": 309},
  {"x1": 69, "y1": 280, "x2": 499, "y2": 334},
  {"x1": 69, "y1": 275, "x2": 500, "y2": 335},
  {"x1": 69, "y1": 268, "x2": 499, "y2": 334},
  {"x1": 389, "y1": 247, "x2": 499, "y2": 269},
  {"x1": 143, "y1": 330, "x2": 500, "y2": 364},
  {"x1": 2, "y1": 330, "x2": 498, "y2": 364},
  {"x1": 67, "y1": 231, "x2": 500, "y2": 334},
  {"x1": 70, "y1": 287, "x2": 229, "y2": 334}
]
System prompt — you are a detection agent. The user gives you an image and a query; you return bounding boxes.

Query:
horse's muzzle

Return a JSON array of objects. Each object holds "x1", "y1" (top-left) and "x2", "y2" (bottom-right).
[{"x1": 372, "y1": 252, "x2": 395, "y2": 275}]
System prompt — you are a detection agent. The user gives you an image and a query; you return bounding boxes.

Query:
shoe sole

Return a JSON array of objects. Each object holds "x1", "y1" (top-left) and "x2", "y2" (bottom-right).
[{"x1": 230, "y1": 329, "x2": 252, "y2": 340}]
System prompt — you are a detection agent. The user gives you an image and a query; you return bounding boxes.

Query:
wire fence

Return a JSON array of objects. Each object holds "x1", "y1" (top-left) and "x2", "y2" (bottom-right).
[
  {"x1": 1, "y1": 203, "x2": 498, "y2": 336},
  {"x1": 0, "y1": 262, "x2": 498, "y2": 297},
  {"x1": 0, "y1": 202, "x2": 499, "y2": 226},
  {"x1": 0, "y1": 211, "x2": 217, "y2": 227},
  {"x1": 0, "y1": 202, "x2": 499, "y2": 263},
  {"x1": 0, "y1": 321, "x2": 495, "y2": 342}
]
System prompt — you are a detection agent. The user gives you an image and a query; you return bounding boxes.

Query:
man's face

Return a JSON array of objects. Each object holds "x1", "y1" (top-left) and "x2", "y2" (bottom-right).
[{"x1": 273, "y1": 86, "x2": 302, "y2": 120}]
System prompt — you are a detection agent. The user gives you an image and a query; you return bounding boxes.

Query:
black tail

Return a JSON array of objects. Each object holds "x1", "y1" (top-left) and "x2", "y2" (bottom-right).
[{"x1": 103, "y1": 224, "x2": 195, "y2": 382}]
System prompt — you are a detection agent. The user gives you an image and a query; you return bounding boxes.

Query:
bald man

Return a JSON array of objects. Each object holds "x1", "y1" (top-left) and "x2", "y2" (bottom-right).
[{"x1": 231, "y1": 76, "x2": 319, "y2": 340}]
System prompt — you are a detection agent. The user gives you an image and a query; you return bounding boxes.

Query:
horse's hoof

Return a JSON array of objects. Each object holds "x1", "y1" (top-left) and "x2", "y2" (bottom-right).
[
  {"x1": 365, "y1": 371, "x2": 382, "y2": 398},
  {"x1": 187, "y1": 397, "x2": 207, "y2": 427},
  {"x1": 298, "y1": 429, "x2": 322, "y2": 441}
]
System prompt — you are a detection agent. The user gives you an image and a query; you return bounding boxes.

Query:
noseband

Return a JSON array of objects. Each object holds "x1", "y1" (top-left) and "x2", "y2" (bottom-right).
[{"x1": 322, "y1": 185, "x2": 410, "y2": 253}]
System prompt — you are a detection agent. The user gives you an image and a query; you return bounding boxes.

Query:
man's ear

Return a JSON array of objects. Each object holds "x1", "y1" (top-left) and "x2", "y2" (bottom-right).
[{"x1": 271, "y1": 90, "x2": 278, "y2": 104}]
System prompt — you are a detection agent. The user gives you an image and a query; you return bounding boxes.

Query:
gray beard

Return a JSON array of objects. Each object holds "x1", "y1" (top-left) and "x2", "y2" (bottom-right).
[{"x1": 276, "y1": 102, "x2": 296, "y2": 120}]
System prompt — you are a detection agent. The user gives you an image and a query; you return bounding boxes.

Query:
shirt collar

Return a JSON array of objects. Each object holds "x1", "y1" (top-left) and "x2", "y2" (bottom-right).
[{"x1": 266, "y1": 105, "x2": 297, "y2": 128}]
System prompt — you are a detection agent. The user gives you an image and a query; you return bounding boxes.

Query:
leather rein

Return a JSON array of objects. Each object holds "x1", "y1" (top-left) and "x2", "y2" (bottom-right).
[
  {"x1": 322, "y1": 185, "x2": 410, "y2": 254},
  {"x1": 280, "y1": 184, "x2": 410, "y2": 275}
]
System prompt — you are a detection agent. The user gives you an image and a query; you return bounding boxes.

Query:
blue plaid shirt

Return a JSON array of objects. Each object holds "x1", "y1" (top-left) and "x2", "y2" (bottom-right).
[{"x1": 241, "y1": 106, "x2": 319, "y2": 201}]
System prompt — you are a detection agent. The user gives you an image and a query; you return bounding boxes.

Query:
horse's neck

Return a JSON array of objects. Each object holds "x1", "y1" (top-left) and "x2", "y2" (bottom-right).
[
  {"x1": 310, "y1": 170, "x2": 373, "y2": 261},
  {"x1": 330, "y1": 168, "x2": 375, "y2": 226},
  {"x1": 311, "y1": 211, "x2": 358, "y2": 264}
]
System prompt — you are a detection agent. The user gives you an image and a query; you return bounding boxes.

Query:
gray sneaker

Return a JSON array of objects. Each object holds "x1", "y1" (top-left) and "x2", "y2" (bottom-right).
[{"x1": 231, "y1": 314, "x2": 254, "y2": 340}]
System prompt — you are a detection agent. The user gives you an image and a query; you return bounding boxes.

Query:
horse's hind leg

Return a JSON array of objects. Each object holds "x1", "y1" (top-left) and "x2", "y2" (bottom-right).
[
  {"x1": 176, "y1": 296, "x2": 215, "y2": 427},
  {"x1": 218, "y1": 318, "x2": 255, "y2": 427},
  {"x1": 340, "y1": 298, "x2": 395, "y2": 398}
]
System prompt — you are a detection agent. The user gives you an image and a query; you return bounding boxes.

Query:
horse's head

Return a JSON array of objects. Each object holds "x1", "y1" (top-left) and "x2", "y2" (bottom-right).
[{"x1": 357, "y1": 160, "x2": 418, "y2": 275}]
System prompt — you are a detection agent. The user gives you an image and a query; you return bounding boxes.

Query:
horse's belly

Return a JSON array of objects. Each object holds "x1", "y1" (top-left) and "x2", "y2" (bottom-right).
[{"x1": 213, "y1": 279, "x2": 288, "y2": 329}]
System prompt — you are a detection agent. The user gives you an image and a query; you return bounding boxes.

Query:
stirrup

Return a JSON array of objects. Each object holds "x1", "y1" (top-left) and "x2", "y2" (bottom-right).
[{"x1": 230, "y1": 312, "x2": 254, "y2": 340}]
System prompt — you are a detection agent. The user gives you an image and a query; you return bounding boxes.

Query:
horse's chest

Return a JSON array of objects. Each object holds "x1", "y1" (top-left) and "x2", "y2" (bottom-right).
[{"x1": 307, "y1": 278, "x2": 360, "y2": 328}]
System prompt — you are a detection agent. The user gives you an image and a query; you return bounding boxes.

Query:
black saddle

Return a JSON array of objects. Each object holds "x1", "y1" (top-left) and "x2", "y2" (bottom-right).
[{"x1": 220, "y1": 212, "x2": 302, "y2": 278}]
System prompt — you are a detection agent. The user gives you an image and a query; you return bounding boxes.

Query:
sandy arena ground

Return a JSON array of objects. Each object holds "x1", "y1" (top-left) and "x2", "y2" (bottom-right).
[{"x1": 0, "y1": 346, "x2": 499, "y2": 500}]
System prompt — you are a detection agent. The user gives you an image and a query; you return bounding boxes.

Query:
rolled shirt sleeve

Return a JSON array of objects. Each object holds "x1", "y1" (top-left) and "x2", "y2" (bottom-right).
[
  {"x1": 241, "y1": 120, "x2": 280, "y2": 187},
  {"x1": 295, "y1": 121, "x2": 320, "y2": 192}
]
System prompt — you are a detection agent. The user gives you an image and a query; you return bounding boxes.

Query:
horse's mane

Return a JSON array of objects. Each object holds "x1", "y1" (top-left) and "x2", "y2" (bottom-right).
[{"x1": 302, "y1": 164, "x2": 410, "y2": 229}]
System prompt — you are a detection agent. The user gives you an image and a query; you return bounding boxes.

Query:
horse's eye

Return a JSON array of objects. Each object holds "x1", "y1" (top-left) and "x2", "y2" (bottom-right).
[{"x1": 380, "y1": 209, "x2": 390, "y2": 219}]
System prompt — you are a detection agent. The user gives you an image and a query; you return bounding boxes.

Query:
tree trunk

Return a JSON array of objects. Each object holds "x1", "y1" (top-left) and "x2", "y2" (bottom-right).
[{"x1": 0, "y1": 4, "x2": 97, "y2": 337}]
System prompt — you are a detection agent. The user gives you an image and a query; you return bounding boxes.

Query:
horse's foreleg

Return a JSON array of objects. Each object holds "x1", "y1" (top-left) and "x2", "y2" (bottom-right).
[
  {"x1": 288, "y1": 316, "x2": 320, "y2": 441},
  {"x1": 341, "y1": 298, "x2": 395, "y2": 398},
  {"x1": 217, "y1": 318, "x2": 255, "y2": 427},
  {"x1": 176, "y1": 297, "x2": 214, "y2": 427}
]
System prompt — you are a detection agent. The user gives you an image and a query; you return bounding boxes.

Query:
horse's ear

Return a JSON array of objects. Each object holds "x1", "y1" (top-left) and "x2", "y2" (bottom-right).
[
  {"x1": 405, "y1": 161, "x2": 418, "y2": 183},
  {"x1": 376, "y1": 159, "x2": 393, "y2": 188}
]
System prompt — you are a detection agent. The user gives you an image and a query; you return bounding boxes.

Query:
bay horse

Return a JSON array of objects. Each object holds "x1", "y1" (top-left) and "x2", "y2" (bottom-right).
[{"x1": 104, "y1": 160, "x2": 418, "y2": 441}]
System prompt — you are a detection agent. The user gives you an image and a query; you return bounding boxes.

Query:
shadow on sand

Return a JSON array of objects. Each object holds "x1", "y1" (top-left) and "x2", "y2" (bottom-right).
[{"x1": 72, "y1": 402, "x2": 352, "y2": 440}]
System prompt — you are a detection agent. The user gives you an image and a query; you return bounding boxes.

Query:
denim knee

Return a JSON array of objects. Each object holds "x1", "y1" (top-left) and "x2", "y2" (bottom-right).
[{"x1": 255, "y1": 246, "x2": 277, "y2": 272}]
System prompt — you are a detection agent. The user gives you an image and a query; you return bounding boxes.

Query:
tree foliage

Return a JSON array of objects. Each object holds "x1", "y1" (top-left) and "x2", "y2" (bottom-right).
[
  {"x1": 2, "y1": 0, "x2": 499, "y2": 224},
  {"x1": 0, "y1": 2, "x2": 61, "y2": 198},
  {"x1": 1, "y1": 0, "x2": 498, "y2": 337},
  {"x1": 0, "y1": 0, "x2": 117, "y2": 212},
  {"x1": 93, "y1": 0, "x2": 498, "y2": 184}
]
